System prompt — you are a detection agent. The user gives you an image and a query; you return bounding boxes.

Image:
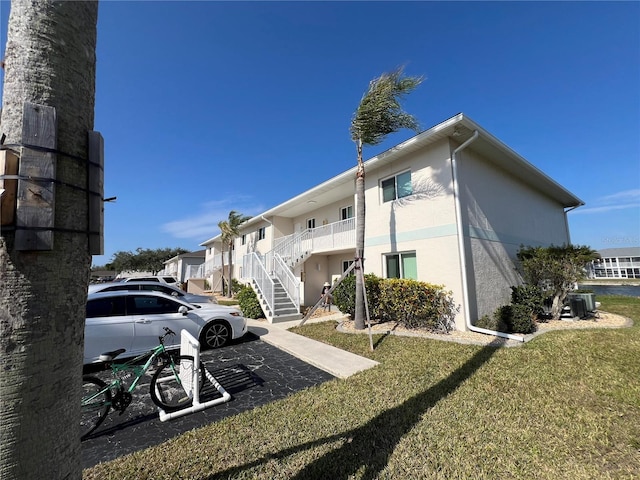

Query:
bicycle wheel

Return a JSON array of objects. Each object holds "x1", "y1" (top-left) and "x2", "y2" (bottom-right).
[
  {"x1": 149, "y1": 355, "x2": 205, "y2": 411},
  {"x1": 81, "y1": 375, "x2": 111, "y2": 440}
]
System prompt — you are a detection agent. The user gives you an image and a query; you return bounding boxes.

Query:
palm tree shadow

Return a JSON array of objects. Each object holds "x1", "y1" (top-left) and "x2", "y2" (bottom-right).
[{"x1": 207, "y1": 342, "x2": 500, "y2": 479}]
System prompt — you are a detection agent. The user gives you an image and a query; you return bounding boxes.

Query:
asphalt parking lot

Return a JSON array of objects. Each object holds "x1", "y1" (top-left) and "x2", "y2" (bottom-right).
[{"x1": 82, "y1": 332, "x2": 336, "y2": 469}]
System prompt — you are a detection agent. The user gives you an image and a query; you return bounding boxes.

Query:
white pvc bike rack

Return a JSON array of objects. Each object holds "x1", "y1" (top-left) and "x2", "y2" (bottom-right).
[{"x1": 157, "y1": 329, "x2": 231, "y2": 422}]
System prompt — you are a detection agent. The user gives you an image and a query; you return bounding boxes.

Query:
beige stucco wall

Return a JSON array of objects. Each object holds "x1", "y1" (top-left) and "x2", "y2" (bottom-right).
[
  {"x1": 359, "y1": 139, "x2": 469, "y2": 329},
  {"x1": 292, "y1": 196, "x2": 355, "y2": 230}
]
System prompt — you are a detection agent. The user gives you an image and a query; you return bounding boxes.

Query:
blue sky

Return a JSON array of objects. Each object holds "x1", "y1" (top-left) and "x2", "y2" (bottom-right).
[{"x1": 1, "y1": 1, "x2": 638, "y2": 267}]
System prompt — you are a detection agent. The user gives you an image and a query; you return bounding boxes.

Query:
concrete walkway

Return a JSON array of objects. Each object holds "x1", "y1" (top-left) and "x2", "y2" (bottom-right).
[{"x1": 247, "y1": 314, "x2": 379, "y2": 379}]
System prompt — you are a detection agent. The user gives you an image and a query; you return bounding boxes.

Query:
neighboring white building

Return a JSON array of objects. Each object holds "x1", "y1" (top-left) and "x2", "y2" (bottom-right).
[
  {"x1": 589, "y1": 247, "x2": 640, "y2": 279},
  {"x1": 200, "y1": 113, "x2": 583, "y2": 329},
  {"x1": 161, "y1": 249, "x2": 206, "y2": 284}
]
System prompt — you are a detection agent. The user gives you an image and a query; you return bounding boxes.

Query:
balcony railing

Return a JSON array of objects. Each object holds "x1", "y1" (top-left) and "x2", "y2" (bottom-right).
[
  {"x1": 201, "y1": 252, "x2": 236, "y2": 276},
  {"x1": 272, "y1": 218, "x2": 355, "y2": 267}
]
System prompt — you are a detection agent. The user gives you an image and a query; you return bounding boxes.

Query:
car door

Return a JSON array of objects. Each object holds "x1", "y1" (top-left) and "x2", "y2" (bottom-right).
[
  {"x1": 127, "y1": 293, "x2": 199, "y2": 353},
  {"x1": 84, "y1": 295, "x2": 133, "y2": 364}
]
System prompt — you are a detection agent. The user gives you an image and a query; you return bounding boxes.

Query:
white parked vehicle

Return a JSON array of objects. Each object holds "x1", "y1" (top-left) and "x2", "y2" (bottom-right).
[
  {"x1": 88, "y1": 281, "x2": 216, "y2": 306},
  {"x1": 84, "y1": 290, "x2": 247, "y2": 365},
  {"x1": 122, "y1": 275, "x2": 179, "y2": 286}
]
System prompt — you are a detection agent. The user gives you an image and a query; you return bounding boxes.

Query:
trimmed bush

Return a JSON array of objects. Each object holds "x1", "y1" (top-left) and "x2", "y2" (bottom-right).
[
  {"x1": 379, "y1": 278, "x2": 457, "y2": 332},
  {"x1": 332, "y1": 273, "x2": 381, "y2": 319},
  {"x1": 508, "y1": 303, "x2": 537, "y2": 334},
  {"x1": 236, "y1": 285, "x2": 265, "y2": 319},
  {"x1": 475, "y1": 313, "x2": 508, "y2": 332},
  {"x1": 510, "y1": 284, "x2": 545, "y2": 320},
  {"x1": 494, "y1": 304, "x2": 537, "y2": 334}
]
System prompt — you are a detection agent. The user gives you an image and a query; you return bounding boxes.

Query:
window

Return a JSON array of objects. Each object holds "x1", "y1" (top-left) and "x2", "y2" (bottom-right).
[
  {"x1": 342, "y1": 260, "x2": 354, "y2": 274},
  {"x1": 307, "y1": 218, "x2": 316, "y2": 229},
  {"x1": 340, "y1": 206, "x2": 353, "y2": 220},
  {"x1": 381, "y1": 170, "x2": 412, "y2": 203},
  {"x1": 127, "y1": 295, "x2": 181, "y2": 315},
  {"x1": 385, "y1": 252, "x2": 417, "y2": 279},
  {"x1": 140, "y1": 284, "x2": 181, "y2": 298},
  {"x1": 86, "y1": 296, "x2": 126, "y2": 318},
  {"x1": 258, "y1": 227, "x2": 266, "y2": 240},
  {"x1": 241, "y1": 234, "x2": 246, "y2": 245}
]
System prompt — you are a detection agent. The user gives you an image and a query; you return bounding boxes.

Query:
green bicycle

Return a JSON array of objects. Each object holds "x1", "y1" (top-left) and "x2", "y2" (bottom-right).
[{"x1": 80, "y1": 327, "x2": 205, "y2": 440}]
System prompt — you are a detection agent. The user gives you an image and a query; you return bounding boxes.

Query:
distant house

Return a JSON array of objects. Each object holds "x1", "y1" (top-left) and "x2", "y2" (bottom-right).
[
  {"x1": 200, "y1": 113, "x2": 583, "y2": 332},
  {"x1": 589, "y1": 247, "x2": 640, "y2": 279},
  {"x1": 162, "y1": 249, "x2": 206, "y2": 284}
]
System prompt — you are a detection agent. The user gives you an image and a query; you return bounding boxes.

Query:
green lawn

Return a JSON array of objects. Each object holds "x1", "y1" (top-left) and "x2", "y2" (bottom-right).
[{"x1": 84, "y1": 295, "x2": 640, "y2": 479}]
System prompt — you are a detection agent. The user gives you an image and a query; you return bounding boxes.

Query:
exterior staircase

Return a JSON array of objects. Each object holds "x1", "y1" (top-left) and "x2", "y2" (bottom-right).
[
  {"x1": 242, "y1": 218, "x2": 355, "y2": 323},
  {"x1": 251, "y1": 276, "x2": 301, "y2": 323}
]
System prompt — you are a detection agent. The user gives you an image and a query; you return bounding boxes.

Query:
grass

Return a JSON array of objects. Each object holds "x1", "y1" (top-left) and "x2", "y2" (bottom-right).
[{"x1": 83, "y1": 295, "x2": 640, "y2": 479}]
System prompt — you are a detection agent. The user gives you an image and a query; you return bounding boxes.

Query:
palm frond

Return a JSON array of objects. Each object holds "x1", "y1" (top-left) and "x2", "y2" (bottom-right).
[{"x1": 350, "y1": 66, "x2": 423, "y2": 146}]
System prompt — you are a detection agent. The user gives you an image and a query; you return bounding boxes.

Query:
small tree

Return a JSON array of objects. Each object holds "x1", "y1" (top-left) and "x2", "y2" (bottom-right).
[
  {"x1": 516, "y1": 244, "x2": 599, "y2": 320},
  {"x1": 218, "y1": 211, "x2": 251, "y2": 298},
  {"x1": 349, "y1": 67, "x2": 423, "y2": 329}
]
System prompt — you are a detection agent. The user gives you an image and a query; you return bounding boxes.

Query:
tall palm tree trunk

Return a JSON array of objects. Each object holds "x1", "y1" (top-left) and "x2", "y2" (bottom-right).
[
  {"x1": 354, "y1": 139, "x2": 366, "y2": 329},
  {"x1": 0, "y1": 1, "x2": 98, "y2": 478},
  {"x1": 227, "y1": 242, "x2": 233, "y2": 298}
]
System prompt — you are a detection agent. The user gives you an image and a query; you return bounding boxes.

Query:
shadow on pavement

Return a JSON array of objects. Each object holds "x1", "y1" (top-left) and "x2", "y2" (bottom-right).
[{"x1": 82, "y1": 333, "x2": 335, "y2": 469}]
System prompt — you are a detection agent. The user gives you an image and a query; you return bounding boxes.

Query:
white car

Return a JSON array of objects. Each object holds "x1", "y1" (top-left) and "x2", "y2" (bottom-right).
[
  {"x1": 88, "y1": 281, "x2": 217, "y2": 306},
  {"x1": 122, "y1": 275, "x2": 179, "y2": 286},
  {"x1": 84, "y1": 290, "x2": 247, "y2": 365}
]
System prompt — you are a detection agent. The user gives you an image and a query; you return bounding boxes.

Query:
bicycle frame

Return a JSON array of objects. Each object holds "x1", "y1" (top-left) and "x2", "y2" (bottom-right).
[
  {"x1": 81, "y1": 342, "x2": 171, "y2": 409},
  {"x1": 107, "y1": 343, "x2": 169, "y2": 395}
]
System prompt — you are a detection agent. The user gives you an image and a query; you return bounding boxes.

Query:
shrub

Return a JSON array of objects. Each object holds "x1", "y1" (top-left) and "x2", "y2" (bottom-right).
[
  {"x1": 332, "y1": 273, "x2": 381, "y2": 319},
  {"x1": 379, "y1": 278, "x2": 457, "y2": 332},
  {"x1": 222, "y1": 278, "x2": 243, "y2": 297},
  {"x1": 510, "y1": 284, "x2": 545, "y2": 320},
  {"x1": 494, "y1": 304, "x2": 537, "y2": 334},
  {"x1": 236, "y1": 285, "x2": 265, "y2": 319},
  {"x1": 475, "y1": 313, "x2": 508, "y2": 332},
  {"x1": 508, "y1": 303, "x2": 537, "y2": 334}
]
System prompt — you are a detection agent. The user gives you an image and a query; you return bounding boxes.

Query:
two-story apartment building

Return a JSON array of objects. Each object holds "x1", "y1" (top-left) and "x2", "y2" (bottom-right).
[
  {"x1": 200, "y1": 113, "x2": 583, "y2": 331},
  {"x1": 588, "y1": 247, "x2": 640, "y2": 279}
]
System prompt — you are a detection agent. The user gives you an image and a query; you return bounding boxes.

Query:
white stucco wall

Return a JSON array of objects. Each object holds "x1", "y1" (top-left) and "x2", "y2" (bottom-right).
[{"x1": 359, "y1": 139, "x2": 469, "y2": 329}]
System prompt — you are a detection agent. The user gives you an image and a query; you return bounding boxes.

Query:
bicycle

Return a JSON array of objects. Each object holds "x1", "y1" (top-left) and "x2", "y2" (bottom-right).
[{"x1": 80, "y1": 327, "x2": 205, "y2": 440}]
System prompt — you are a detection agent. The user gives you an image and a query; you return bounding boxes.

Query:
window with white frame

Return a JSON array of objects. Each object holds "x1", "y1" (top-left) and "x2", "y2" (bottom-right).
[
  {"x1": 381, "y1": 170, "x2": 412, "y2": 203},
  {"x1": 384, "y1": 252, "x2": 417, "y2": 279},
  {"x1": 258, "y1": 227, "x2": 265, "y2": 241},
  {"x1": 241, "y1": 234, "x2": 246, "y2": 245},
  {"x1": 340, "y1": 205, "x2": 353, "y2": 220},
  {"x1": 342, "y1": 260, "x2": 354, "y2": 274},
  {"x1": 307, "y1": 218, "x2": 316, "y2": 229}
]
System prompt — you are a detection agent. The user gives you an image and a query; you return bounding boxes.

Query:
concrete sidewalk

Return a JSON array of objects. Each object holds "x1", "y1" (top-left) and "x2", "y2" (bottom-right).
[{"x1": 247, "y1": 315, "x2": 379, "y2": 379}]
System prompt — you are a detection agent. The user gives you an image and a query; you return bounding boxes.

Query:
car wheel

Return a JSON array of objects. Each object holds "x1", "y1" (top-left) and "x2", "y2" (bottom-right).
[{"x1": 200, "y1": 321, "x2": 231, "y2": 349}]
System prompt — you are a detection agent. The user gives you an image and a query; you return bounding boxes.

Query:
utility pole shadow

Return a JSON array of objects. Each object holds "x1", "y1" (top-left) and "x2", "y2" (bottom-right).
[{"x1": 207, "y1": 342, "x2": 500, "y2": 479}]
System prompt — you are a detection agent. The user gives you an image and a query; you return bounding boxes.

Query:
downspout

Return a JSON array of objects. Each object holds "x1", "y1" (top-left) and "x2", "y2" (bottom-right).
[
  {"x1": 563, "y1": 204, "x2": 583, "y2": 244},
  {"x1": 451, "y1": 131, "x2": 525, "y2": 342}
]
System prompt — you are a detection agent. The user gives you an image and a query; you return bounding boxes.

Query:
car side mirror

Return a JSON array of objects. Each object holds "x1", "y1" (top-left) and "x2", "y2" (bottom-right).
[{"x1": 178, "y1": 306, "x2": 189, "y2": 315}]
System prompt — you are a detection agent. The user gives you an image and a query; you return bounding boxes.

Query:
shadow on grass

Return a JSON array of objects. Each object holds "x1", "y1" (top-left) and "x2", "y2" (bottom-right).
[{"x1": 206, "y1": 340, "x2": 503, "y2": 479}]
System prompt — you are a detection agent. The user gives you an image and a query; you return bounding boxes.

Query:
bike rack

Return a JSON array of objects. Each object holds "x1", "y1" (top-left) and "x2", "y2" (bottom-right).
[{"x1": 157, "y1": 329, "x2": 231, "y2": 421}]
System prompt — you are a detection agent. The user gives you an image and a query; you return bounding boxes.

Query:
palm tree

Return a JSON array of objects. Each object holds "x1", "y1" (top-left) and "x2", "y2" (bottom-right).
[
  {"x1": 218, "y1": 210, "x2": 252, "y2": 298},
  {"x1": 349, "y1": 67, "x2": 423, "y2": 329},
  {"x1": 0, "y1": 1, "x2": 98, "y2": 477}
]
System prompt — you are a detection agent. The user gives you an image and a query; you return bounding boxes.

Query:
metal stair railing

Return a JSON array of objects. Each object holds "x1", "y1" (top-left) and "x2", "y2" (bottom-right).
[
  {"x1": 271, "y1": 228, "x2": 313, "y2": 269},
  {"x1": 243, "y1": 252, "x2": 274, "y2": 315},
  {"x1": 273, "y1": 253, "x2": 299, "y2": 311}
]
